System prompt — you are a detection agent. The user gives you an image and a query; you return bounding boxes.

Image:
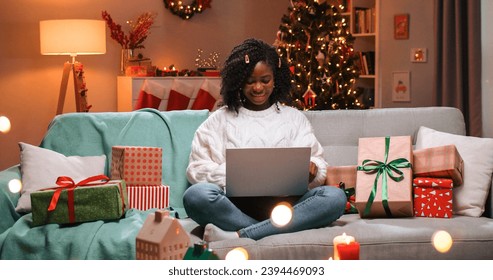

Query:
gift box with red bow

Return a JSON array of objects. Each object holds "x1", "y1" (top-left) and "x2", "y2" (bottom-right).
[{"x1": 30, "y1": 175, "x2": 128, "y2": 226}]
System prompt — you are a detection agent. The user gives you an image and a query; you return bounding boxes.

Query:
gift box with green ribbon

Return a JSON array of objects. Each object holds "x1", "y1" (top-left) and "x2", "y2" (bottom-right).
[
  {"x1": 355, "y1": 136, "x2": 413, "y2": 218},
  {"x1": 31, "y1": 175, "x2": 128, "y2": 227}
]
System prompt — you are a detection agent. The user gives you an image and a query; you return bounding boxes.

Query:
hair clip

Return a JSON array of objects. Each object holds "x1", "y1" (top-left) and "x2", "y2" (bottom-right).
[
  {"x1": 278, "y1": 57, "x2": 282, "y2": 68},
  {"x1": 245, "y1": 54, "x2": 250, "y2": 64}
]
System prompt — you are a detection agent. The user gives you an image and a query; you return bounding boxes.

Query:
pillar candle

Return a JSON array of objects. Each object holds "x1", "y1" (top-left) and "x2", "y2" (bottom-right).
[
  {"x1": 333, "y1": 232, "x2": 355, "y2": 260},
  {"x1": 336, "y1": 241, "x2": 360, "y2": 260}
]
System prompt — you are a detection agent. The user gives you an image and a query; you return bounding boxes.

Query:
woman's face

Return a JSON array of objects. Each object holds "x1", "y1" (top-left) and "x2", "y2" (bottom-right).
[{"x1": 242, "y1": 61, "x2": 274, "y2": 111}]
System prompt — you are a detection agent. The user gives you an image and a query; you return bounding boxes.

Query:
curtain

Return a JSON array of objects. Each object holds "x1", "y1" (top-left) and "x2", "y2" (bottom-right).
[{"x1": 434, "y1": 0, "x2": 482, "y2": 136}]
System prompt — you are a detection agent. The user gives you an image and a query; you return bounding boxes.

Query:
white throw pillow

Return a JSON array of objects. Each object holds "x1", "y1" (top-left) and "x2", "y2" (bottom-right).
[
  {"x1": 415, "y1": 126, "x2": 493, "y2": 217},
  {"x1": 16, "y1": 142, "x2": 106, "y2": 213}
]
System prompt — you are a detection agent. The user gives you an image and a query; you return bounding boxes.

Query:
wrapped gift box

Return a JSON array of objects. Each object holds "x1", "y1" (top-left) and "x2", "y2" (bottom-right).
[
  {"x1": 413, "y1": 177, "x2": 453, "y2": 218},
  {"x1": 413, "y1": 144, "x2": 464, "y2": 186},
  {"x1": 326, "y1": 165, "x2": 358, "y2": 214},
  {"x1": 127, "y1": 185, "x2": 169, "y2": 210},
  {"x1": 355, "y1": 136, "x2": 414, "y2": 218},
  {"x1": 31, "y1": 179, "x2": 128, "y2": 227},
  {"x1": 326, "y1": 165, "x2": 358, "y2": 187},
  {"x1": 111, "y1": 146, "x2": 162, "y2": 185}
]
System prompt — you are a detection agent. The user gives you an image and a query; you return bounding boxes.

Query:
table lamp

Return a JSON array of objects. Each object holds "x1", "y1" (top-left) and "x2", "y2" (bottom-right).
[{"x1": 40, "y1": 19, "x2": 106, "y2": 115}]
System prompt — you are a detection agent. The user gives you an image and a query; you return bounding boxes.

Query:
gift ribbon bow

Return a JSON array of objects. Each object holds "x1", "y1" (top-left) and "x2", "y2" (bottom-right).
[
  {"x1": 356, "y1": 137, "x2": 412, "y2": 217},
  {"x1": 43, "y1": 175, "x2": 110, "y2": 223}
]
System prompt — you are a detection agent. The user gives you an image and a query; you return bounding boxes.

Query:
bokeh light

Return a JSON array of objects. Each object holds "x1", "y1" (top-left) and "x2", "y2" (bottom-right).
[
  {"x1": 8, "y1": 179, "x2": 22, "y2": 193},
  {"x1": 432, "y1": 230, "x2": 453, "y2": 253},
  {"x1": 270, "y1": 202, "x2": 293, "y2": 227},
  {"x1": 225, "y1": 247, "x2": 249, "y2": 260},
  {"x1": 0, "y1": 115, "x2": 11, "y2": 133}
]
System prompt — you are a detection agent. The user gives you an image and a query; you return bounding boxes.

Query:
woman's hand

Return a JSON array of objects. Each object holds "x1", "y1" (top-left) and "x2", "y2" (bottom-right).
[{"x1": 308, "y1": 161, "x2": 318, "y2": 183}]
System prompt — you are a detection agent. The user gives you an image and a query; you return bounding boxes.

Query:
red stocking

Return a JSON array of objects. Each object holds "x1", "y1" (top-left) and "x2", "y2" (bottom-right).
[
  {"x1": 166, "y1": 79, "x2": 194, "y2": 111},
  {"x1": 191, "y1": 79, "x2": 221, "y2": 111},
  {"x1": 134, "y1": 79, "x2": 167, "y2": 110}
]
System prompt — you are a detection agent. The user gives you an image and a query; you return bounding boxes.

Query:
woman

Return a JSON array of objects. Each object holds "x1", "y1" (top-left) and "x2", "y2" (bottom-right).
[{"x1": 183, "y1": 38, "x2": 346, "y2": 242}]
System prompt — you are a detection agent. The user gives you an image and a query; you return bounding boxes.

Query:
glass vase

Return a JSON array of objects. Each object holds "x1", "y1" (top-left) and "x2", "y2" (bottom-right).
[{"x1": 120, "y1": 48, "x2": 134, "y2": 75}]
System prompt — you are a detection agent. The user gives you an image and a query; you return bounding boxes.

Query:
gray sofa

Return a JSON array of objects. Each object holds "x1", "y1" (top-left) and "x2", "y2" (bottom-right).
[
  {"x1": 1, "y1": 106, "x2": 492, "y2": 260},
  {"x1": 201, "y1": 106, "x2": 493, "y2": 259}
]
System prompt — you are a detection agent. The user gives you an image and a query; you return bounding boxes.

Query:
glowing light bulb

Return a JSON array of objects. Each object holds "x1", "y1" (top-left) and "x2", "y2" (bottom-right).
[
  {"x1": 8, "y1": 179, "x2": 22, "y2": 193},
  {"x1": 225, "y1": 247, "x2": 249, "y2": 260},
  {"x1": 0, "y1": 116, "x2": 11, "y2": 133},
  {"x1": 432, "y1": 230, "x2": 453, "y2": 253},
  {"x1": 270, "y1": 202, "x2": 293, "y2": 227}
]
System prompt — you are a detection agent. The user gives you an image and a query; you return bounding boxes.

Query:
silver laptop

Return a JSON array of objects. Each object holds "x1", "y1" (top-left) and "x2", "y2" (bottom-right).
[{"x1": 225, "y1": 147, "x2": 311, "y2": 197}]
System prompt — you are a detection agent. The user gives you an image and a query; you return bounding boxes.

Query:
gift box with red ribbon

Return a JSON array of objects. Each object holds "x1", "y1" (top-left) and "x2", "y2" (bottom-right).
[
  {"x1": 111, "y1": 146, "x2": 163, "y2": 186},
  {"x1": 127, "y1": 185, "x2": 169, "y2": 211},
  {"x1": 413, "y1": 177, "x2": 453, "y2": 218},
  {"x1": 30, "y1": 175, "x2": 128, "y2": 227},
  {"x1": 355, "y1": 136, "x2": 414, "y2": 218}
]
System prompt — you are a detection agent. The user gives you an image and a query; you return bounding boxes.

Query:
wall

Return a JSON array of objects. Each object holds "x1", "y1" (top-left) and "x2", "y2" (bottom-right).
[
  {"x1": 379, "y1": 0, "x2": 435, "y2": 108},
  {"x1": 0, "y1": 1, "x2": 490, "y2": 170},
  {"x1": 0, "y1": 0, "x2": 289, "y2": 170}
]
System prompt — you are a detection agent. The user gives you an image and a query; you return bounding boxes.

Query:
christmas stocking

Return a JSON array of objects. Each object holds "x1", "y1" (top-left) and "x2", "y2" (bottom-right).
[
  {"x1": 166, "y1": 79, "x2": 194, "y2": 111},
  {"x1": 191, "y1": 79, "x2": 221, "y2": 111},
  {"x1": 134, "y1": 79, "x2": 168, "y2": 110}
]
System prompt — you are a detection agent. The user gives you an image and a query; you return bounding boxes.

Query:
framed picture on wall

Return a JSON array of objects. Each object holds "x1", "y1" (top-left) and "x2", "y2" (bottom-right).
[
  {"x1": 392, "y1": 71, "x2": 411, "y2": 102},
  {"x1": 394, "y1": 14, "x2": 409, "y2": 39}
]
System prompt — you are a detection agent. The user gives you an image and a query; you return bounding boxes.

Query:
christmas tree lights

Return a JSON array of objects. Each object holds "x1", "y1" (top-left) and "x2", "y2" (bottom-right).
[{"x1": 275, "y1": 0, "x2": 366, "y2": 110}]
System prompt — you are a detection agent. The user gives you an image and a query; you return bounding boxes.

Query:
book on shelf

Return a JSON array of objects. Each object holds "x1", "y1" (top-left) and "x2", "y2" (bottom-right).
[
  {"x1": 355, "y1": 51, "x2": 375, "y2": 75},
  {"x1": 353, "y1": 7, "x2": 376, "y2": 34}
]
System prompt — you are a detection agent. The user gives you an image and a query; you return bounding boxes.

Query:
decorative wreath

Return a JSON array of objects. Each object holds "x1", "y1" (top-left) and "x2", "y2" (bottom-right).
[{"x1": 163, "y1": 0, "x2": 212, "y2": 20}]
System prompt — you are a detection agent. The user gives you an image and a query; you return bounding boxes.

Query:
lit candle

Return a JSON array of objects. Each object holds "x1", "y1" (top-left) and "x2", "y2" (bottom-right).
[
  {"x1": 336, "y1": 239, "x2": 360, "y2": 260},
  {"x1": 332, "y1": 232, "x2": 355, "y2": 260}
]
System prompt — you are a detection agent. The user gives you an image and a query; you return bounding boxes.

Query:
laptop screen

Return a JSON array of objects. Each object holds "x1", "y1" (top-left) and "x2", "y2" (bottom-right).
[{"x1": 225, "y1": 147, "x2": 311, "y2": 197}]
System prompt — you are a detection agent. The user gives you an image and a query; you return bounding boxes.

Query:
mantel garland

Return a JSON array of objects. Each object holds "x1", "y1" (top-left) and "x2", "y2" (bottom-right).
[{"x1": 163, "y1": 0, "x2": 212, "y2": 20}]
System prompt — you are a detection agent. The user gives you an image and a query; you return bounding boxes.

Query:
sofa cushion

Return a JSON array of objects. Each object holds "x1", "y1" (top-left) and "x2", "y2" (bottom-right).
[
  {"x1": 16, "y1": 142, "x2": 106, "y2": 213},
  {"x1": 415, "y1": 126, "x2": 493, "y2": 217}
]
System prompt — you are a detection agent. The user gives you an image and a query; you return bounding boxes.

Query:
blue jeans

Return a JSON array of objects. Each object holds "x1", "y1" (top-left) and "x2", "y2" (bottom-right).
[{"x1": 183, "y1": 182, "x2": 347, "y2": 241}]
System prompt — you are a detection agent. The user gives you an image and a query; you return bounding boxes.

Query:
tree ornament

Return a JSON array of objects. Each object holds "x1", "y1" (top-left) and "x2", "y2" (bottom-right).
[
  {"x1": 303, "y1": 87, "x2": 317, "y2": 109},
  {"x1": 316, "y1": 51, "x2": 325, "y2": 66}
]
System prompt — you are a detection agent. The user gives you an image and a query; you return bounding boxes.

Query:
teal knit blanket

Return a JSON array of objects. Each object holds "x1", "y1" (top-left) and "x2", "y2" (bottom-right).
[{"x1": 0, "y1": 109, "x2": 208, "y2": 259}]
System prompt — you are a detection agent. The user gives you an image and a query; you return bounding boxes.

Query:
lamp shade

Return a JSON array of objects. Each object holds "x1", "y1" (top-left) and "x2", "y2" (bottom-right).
[{"x1": 40, "y1": 19, "x2": 106, "y2": 56}]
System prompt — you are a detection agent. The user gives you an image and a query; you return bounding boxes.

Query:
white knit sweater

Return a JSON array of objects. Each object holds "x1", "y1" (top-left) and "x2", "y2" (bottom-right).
[{"x1": 186, "y1": 104, "x2": 328, "y2": 189}]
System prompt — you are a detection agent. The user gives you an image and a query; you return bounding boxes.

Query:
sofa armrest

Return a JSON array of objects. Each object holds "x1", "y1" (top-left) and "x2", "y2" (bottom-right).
[{"x1": 0, "y1": 165, "x2": 22, "y2": 234}]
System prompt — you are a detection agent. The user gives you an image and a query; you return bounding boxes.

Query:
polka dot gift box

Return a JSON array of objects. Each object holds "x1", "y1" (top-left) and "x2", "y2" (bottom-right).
[{"x1": 111, "y1": 146, "x2": 163, "y2": 186}]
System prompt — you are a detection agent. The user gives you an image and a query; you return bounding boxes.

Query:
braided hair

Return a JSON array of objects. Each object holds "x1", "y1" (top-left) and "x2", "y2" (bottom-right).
[{"x1": 220, "y1": 38, "x2": 293, "y2": 113}]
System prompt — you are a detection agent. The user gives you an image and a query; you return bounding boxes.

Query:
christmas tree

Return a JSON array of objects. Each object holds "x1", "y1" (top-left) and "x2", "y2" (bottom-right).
[{"x1": 275, "y1": 0, "x2": 366, "y2": 110}]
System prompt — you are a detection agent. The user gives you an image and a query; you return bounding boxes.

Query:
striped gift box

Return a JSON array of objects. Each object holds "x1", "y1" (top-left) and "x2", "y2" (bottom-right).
[{"x1": 127, "y1": 185, "x2": 169, "y2": 210}]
